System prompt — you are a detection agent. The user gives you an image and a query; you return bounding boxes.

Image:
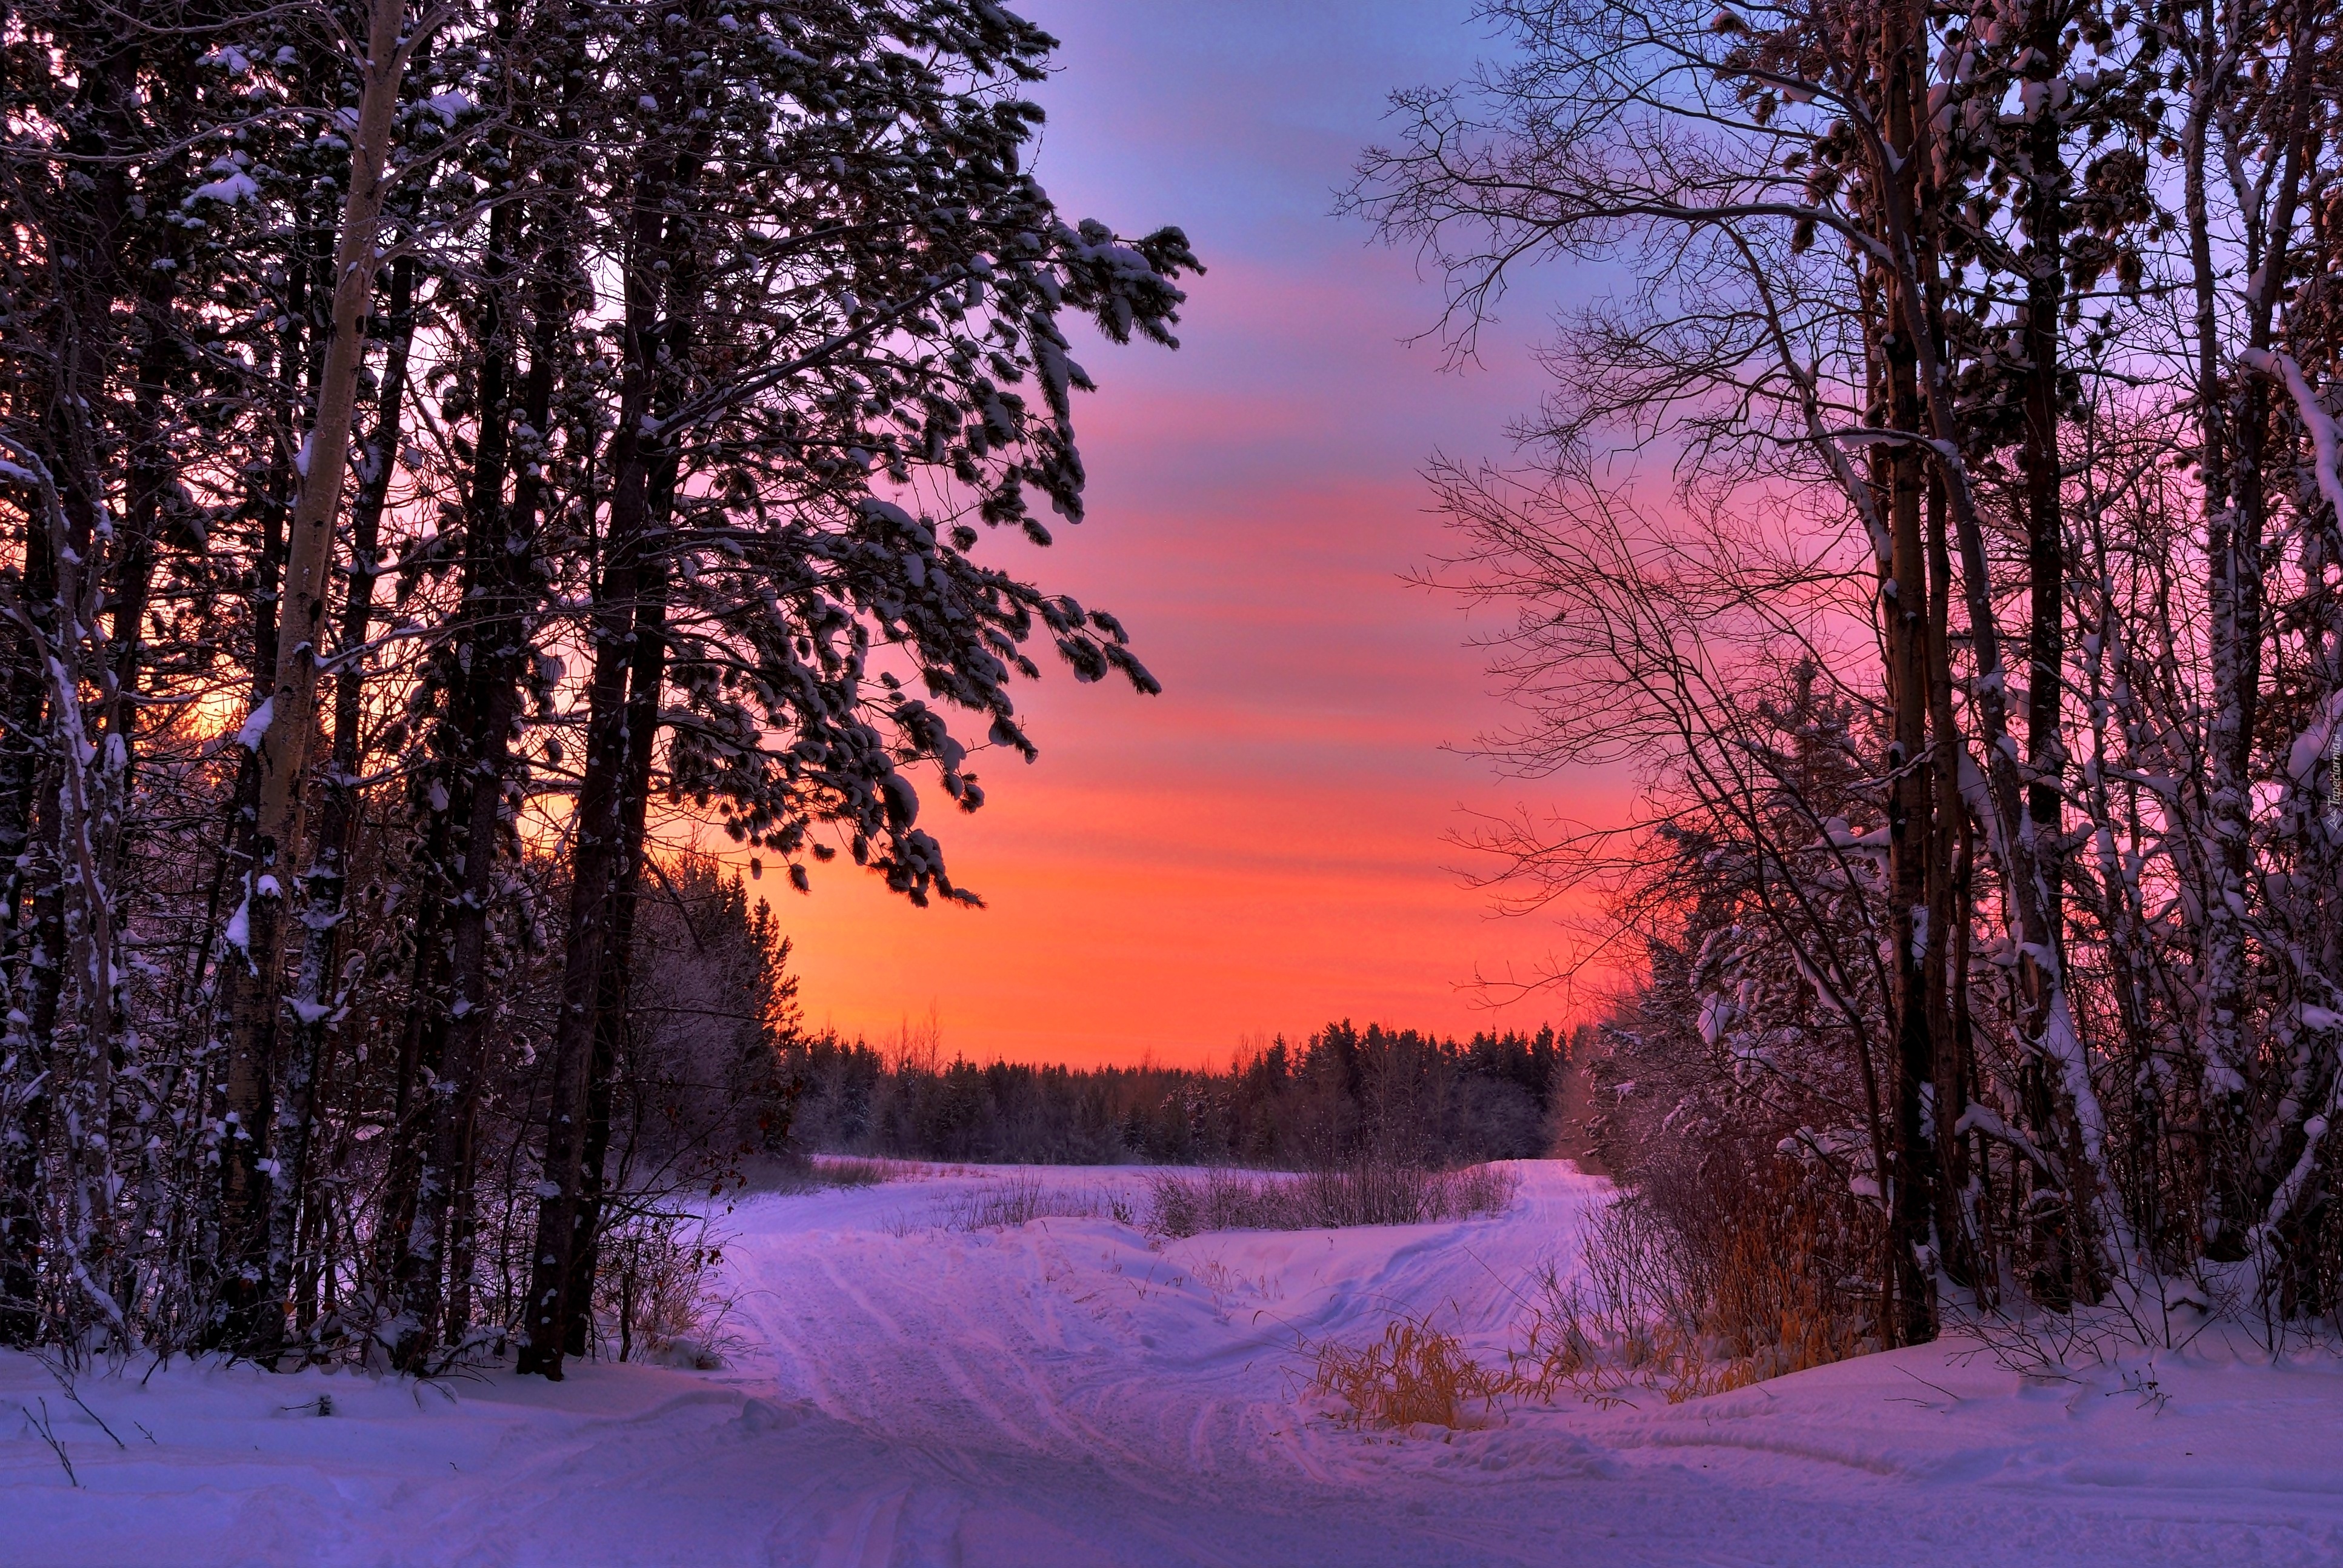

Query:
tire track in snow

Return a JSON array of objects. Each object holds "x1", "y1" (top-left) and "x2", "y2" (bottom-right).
[{"x1": 732, "y1": 1215, "x2": 1203, "y2": 1513}]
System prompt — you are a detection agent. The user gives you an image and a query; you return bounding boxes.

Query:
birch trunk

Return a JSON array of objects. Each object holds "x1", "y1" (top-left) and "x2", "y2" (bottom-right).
[{"x1": 218, "y1": 0, "x2": 422, "y2": 1352}]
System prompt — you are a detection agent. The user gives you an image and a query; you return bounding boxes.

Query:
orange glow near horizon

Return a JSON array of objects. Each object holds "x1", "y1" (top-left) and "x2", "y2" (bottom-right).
[{"x1": 754, "y1": 2, "x2": 1632, "y2": 1069}]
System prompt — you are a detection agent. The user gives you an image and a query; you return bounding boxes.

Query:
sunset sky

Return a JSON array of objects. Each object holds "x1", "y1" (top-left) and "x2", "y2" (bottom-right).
[{"x1": 778, "y1": 2, "x2": 1627, "y2": 1067}]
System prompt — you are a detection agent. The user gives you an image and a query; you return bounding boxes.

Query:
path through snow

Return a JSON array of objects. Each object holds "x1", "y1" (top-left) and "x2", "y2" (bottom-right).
[{"x1": 5, "y1": 1161, "x2": 2342, "y2": 1564}]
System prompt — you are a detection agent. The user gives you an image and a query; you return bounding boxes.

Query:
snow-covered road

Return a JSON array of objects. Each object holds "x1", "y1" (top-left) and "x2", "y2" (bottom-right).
[{"x1": 6, "y1": 1161, "x2": 2343, "y2": 1565}]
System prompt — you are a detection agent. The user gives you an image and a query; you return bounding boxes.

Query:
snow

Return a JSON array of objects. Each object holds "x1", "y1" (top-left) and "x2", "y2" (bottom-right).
[
  {"x1": 186, "y1": 172, "x2": 259, "y2": 207},
  {"x1": 2244, "y1": 347, "x2": 2343, "y2": 525},
  {"x1": 7, "y1": 1162, "x2": 2343, "y2": 1564},
  {"x1": 233, "y1": 698, "x2": 272, "y2": 753},
  {"x1": 2284, "y1": 693, "x2": 2343, "y2": 793},
  {"x1": 221, "y1": 893, "x2": 250, "y2": 956}
]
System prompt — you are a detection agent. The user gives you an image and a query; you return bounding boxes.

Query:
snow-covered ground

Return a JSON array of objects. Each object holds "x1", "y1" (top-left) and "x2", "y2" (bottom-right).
[{"x1": 6, "y1": 1161, "x2": 2343, "y2": 1566}]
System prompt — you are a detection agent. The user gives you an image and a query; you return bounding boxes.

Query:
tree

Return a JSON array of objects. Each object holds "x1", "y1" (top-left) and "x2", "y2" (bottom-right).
[
  {"x1": 0, "y1": 0, "x2": 1195, "y2": 1370},
  {"x1": 1354, "y1": 0, "x2": 2343, "y2": 1340}
]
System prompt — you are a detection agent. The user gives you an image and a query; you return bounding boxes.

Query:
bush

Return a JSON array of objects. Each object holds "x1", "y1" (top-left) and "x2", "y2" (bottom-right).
[
  {"x1": 1507, "y1": 1181, "x2": 1871, "y2": 1404},
  {"x1": 588, "y1": 1208, "x2": 736, "y2": 1369}
]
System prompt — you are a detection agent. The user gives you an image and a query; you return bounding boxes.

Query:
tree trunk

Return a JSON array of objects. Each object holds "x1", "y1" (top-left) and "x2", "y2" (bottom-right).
[
  {"x1": 2016, "y1": 0, "x2": 2079, "y2": 1306},
  {"x1": 263, "y1": 247, "x2": 419, "y2": 1359},
  {"x1": 0, "y1": 511, "x2": 58, "y2": 1347},
  {"x1": 219, "y1": 0, "x2": 422, "y2": 1353},
  {"x1": 518, "y1": 119, "x2": 702, "y2": 1376},
  {"x1": 1923, "y1": 467, "x2": 1973, "y2": 1289},
  {"x1": 564, "y1": 550, "x2": 672, "y2": 1356},
  {"x1": 1876, "y1": 0, "x2": 1938, "y2": 1347},
  {"x1": 388, "y1": 173, "x2": 522, "y2": 1371},
  {"x1": 407, "y1": 10, "x2": 581, "y2": 1364}
]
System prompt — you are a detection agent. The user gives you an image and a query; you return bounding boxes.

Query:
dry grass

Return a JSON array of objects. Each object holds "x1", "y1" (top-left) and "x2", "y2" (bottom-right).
[
  {"x1": 1147, "y1": 1162, "x2": 1519, "y2": 1239},
  {"x1": 1504, "y1": 1195, "x2": 1869, "y2": 1405},
  {"x1": 748, "y1": 1153, "x2": 916, "y2": 1194},
  {"x1": 1303, "y1": 1169, "x2": 1873, "y2": 1433},
  {"x1": 937, "y1": 1175, "x2": 1138, "y2": 1231},
  {"x1": 1308, "y1": 1198, "x2": 1865, "y2": 1433},
  {"x1": 810, "y1": 1155, "x2": 910, "y2": 1188},
  {"x1": 1310, "y1": 1313, "x2": 1509, "y2": 1430}
]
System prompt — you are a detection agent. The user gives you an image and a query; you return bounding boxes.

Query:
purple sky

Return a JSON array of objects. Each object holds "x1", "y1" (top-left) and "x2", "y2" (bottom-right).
[{"x1": 784, "y1": 1, "x2": 1626, "y2": 1066}]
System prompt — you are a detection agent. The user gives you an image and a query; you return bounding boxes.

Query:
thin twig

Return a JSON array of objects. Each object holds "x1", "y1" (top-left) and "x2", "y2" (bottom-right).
[
  {"x1": 41, "y1": 1359, "x2": 127, "y2": 1450},
  {"x1": 23, "y1": 1399, "x2": 79, "y2": 1487}
]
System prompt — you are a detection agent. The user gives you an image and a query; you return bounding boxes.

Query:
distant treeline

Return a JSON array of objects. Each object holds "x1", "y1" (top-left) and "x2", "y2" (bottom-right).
[{"x1": 781, "y1": 1022, "x2": 1570, "y2": 1167}]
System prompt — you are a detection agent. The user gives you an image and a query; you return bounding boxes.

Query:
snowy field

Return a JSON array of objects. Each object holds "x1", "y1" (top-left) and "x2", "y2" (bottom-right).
[{"x1": 5, "y1": 1160, "x2": 2343, "y2": 1566}]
